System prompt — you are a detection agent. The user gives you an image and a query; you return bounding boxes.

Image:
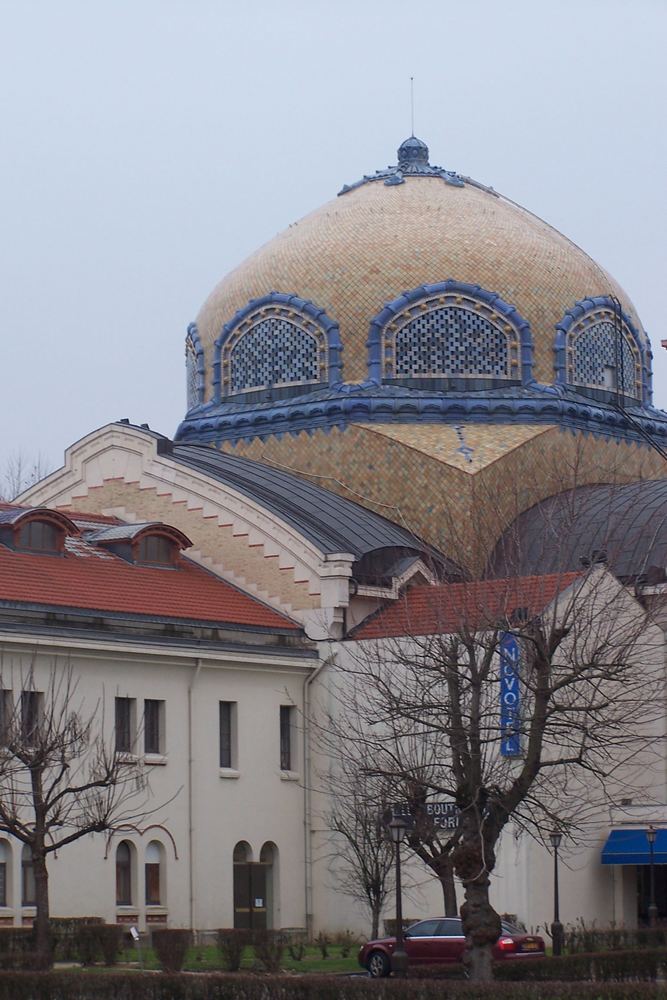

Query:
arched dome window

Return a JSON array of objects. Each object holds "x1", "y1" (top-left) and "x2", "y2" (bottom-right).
[
  {"x1": 115, "y1": 840, "x2": 135, "y2": 906},
  {"x1": 367, "y1": 282, "x2": 532, "y2": 388},
  {"x1": 213, "y1": 293, "x2": 342, "y2": 403},
  {"x1": 145, "y1": 840, "x2": 166, "y2": 906},
  {"x1": 555, "y1": 298, "x2": 649, "y2": 404},
  {"x1": 185, "y1": 323, "x2": 205, "y2": 410}
]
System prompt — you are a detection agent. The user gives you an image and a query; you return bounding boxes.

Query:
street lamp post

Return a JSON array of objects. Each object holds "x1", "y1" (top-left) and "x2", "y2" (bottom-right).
[
  {"x1": 647, "y1": 825, "x2": 658, "y2": 928},
  {"x1": 549, "y1": 830, "x2": 564, "y2": 957},
  {"x1": 388, "y1": 816, "x2": 409, "y2": 977}
]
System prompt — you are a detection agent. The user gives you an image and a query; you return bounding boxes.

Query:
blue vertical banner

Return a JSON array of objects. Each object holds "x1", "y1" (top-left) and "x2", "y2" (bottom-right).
[{"x1": 499, "y1": 632, "x2": 522, "y2": 757}]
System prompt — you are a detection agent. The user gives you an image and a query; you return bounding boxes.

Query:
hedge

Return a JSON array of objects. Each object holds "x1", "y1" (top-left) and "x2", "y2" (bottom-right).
[
  {"x1": 0, "y1": 973, "x2": 663, "y2": 1000},
  {"x1": 563, "y1": 926, "x2": 667, "y2": 954},
  {"x1": 495, "y1": 948, "x2": 667, "y2": 982}
]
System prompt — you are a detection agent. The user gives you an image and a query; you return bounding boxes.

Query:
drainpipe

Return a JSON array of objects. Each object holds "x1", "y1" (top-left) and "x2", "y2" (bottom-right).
[
  {"x1": 302, "y1": 650, "x2": 337, "y2": 938},
  {"x1": 188, "y1": 658, "x2": 202, "y2": 936}
]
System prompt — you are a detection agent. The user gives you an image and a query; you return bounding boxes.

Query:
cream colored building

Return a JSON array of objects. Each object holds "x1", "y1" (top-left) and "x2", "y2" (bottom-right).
[{"x1": 8, "y1": 132, "x2": 667, "y2": 935}]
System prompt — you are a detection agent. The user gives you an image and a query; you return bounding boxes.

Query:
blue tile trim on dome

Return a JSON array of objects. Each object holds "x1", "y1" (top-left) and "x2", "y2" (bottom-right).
[
  {"x1": 185, "y1": 323, "x2": 206, "y2": 412},
  {"x1": 212, "y1": 292, "x2": 343, "y2": 403},
  {"x1": 366, "y1": 281, "x2": 534, "y2": 387},
  {"x1": 554, "y1": 296, "x2": 651, "y2": 405},
  {"x1": 174, "y1": 381, "x2": 667, "y2": 450},
  {"x1": 338, "y1": 136, "x2": 497, "y2": 197}
]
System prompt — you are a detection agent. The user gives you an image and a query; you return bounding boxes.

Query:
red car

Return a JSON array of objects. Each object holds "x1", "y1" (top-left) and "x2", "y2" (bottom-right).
[{"x1": 358, "y1": 917, "x2": 545, "y2": 977}]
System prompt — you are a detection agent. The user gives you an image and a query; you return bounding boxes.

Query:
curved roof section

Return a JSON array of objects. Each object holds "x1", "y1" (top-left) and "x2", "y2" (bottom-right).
[
  {"x1": 487, "y1": 480, "x2": 667, "y2": 580},
  {"x1": 87, "y1": 522, "x2": 192, "y2": 549},
  {"x1": 195, "y1": 137, "x2": 644, "y2": 390},
  {"x1": 170, "y1": 443, "x2": 454, "y2": 572}
]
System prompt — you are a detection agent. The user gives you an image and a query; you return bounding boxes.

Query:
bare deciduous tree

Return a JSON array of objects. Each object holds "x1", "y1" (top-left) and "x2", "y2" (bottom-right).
[
  {"x1": 0, "y1": 453, "x2": 51, "y2": 502},
  {"x1": 324, "y1": 760, "x2": 395, "y2": 938},
  {"x1": 320, "y1": 565, "x2": 663, "y2": 980},
  {"x1": 0, "y1": 661, "x2": 160, "y2": 967}
]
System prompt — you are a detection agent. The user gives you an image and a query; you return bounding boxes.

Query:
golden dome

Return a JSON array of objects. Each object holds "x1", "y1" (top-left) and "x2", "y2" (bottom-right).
[{"x1": 196, "y1": 158, "x2": 643, "y2": 392}]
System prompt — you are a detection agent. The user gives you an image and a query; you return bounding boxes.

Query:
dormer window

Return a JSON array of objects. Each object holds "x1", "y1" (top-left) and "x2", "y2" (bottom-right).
[
  {"x1": 86, "y1": 521, "x2": 192, "y2": 567},
  {"x1": 136, "y1": 535, "x2": 175, "y2": 566},
  {"x1": 0, "y1": 508, "x2": 77, "y2": 555},
  {"x1": 17, "y1": 520, "x2": 61, "y2": 553}
]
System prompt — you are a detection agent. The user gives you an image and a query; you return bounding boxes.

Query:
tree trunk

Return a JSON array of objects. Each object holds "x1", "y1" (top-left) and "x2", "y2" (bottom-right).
[
  {"x1": 408, "y1": 841, "x2": 458, "y2": 916},
  {"x1": 437, "y1": 859, "x2": 458, "y2": 917},
  {"x1": 452, "y1": 826, "x2": 501, "y2": 982},
  {"x1": 459, "y1": 873, "x2": 499, "y2": 981},
  {"x1": 371, "y1": 904, "x2": 380, "y2": 939},
  {"x1": 33, "y1": 850, "x2": 51, "y2": 969}
]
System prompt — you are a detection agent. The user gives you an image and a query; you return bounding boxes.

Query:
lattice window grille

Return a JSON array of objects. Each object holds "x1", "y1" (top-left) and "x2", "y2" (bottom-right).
[
  {"x1": 223, "y1": 307, "x2": 326, "y2": 395},
  {"x1": 567, "y1": 312, "x2": 641, "y2": 400},
  {"x1": 185, "y1": 336, "x2": 199, "y2": 410},
  {"x1": 383, "y1": 295, "x2": 518, "y2": 380}
]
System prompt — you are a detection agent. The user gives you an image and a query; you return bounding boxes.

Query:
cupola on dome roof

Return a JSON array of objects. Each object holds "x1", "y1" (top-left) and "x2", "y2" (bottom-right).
[
  {"x1": 178, "y1": 135, "x2": 665, "y2": 449},
  {"x1": 398, "y1": 135, "x2": 429, "y2": 161}
]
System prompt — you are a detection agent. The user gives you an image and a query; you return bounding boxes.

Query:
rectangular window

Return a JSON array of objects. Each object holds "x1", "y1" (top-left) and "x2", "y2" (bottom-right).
[
  {"x1": 219, "y1": 701, "x2": 237, "y2": 768},
  {"x1": 144, "y1": 699, "x2": 164, "y2": 755},
  {"x1": 115, "y1": 697, "x2": 135, "y2": 754},
  {"x1": 280, "y1": 705, "x2": 295, "y2": 771},
  {"x1": 145, "y1": 863, "x2": 161, "y2": 905},
  {"x1": 0, "y1": 690, "x2": 12, "y2": 746},
  {"x1": 21, "y1": 691, "x2": 41, "y2": 745},
  {"x1": 0, "y1": 863, "x2": 6, "y2": 907}
]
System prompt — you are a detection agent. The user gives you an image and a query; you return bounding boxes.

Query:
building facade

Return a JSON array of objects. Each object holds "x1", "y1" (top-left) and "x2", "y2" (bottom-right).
[{"x1": 11, "y1": 134, "x2": 667, "y2": 935}]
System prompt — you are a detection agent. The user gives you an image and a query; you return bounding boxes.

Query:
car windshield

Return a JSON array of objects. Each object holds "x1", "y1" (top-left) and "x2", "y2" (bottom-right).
[{"x1": 501, "y1": 921, "x2": 524, "y2": 935}]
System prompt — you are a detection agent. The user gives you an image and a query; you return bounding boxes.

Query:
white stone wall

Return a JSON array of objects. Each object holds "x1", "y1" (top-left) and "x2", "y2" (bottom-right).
[{"x1": 0, "y1": 635, "x2": 310, "y2": 933}]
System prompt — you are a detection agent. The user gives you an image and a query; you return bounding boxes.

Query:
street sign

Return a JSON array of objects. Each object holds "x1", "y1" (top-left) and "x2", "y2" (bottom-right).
[
  {"x1": 389, "y1": 800, "x2": 459, "y2": 832},
  {"x1": 499, "y1": 631, "x2": 522, "y2": 756}
]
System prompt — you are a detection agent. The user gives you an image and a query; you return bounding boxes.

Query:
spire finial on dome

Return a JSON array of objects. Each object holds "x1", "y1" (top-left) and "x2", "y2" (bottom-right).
[
  {"x1": 410, "y1": 76, "x2": 415, "y2": 137},
  {"x1": 397, "y1": 135, "x2": 430, "y2": 167},
  {"x1": 338, "y1": 133, "x2": 476, "y2": 194}
]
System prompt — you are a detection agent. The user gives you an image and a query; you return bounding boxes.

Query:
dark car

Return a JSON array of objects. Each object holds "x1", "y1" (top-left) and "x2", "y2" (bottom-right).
[{"x1": 358, "y1": 917, "x2": 545, "y2": 977}]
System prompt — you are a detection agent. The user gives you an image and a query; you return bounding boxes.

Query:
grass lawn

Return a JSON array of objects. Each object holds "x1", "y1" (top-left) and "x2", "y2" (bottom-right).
[{"x1": 110, "y1": 944, "x2": 361, "y2": 975}]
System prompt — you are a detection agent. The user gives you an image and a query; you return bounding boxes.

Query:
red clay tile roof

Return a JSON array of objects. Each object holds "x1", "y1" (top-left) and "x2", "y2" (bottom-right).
[
  {"x1": 0, "y1": 544, "x2": 299, "y2": 631},
  {"x1": 352, "y1": 573, "x2": 582, "y2": 639}
]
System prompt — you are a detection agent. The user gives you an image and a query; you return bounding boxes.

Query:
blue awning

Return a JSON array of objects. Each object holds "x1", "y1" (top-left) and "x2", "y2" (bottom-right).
[{"x1": 601, "y1": 829, "x2": 667, "y2": 865}]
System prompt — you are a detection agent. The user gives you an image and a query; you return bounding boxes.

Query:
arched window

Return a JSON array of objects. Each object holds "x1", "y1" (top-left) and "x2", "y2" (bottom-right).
[
  {"x1": 567, "y1": 310, "x2": 642, "y2": 399},
  {"x1": 556, "y1": 301, "x2": 645, "y2": 402},
  {"x1": 17, "y1": 521, "x2": 61, "y2": 553},
  {"x1": 233, "y1": 841, "x2": 252, "y2": 864},
  {"x1": 214, "y1": 293, "x2": 342, "y2": 401},
  {"x1": 136, "y1": 535, "x2": 174, "y2": 565},
  {"x1": 259, "y1": 842, "x2": 279, "y2": 930},
  {"x1": 185, "y1": 323, "x2": 205, "y2": 410},
  {"x1": 145, "y1": 841, "x2": 165, "y2": 906},
  {"x1": 233, "y1": 841, "x2": 254, "y2": 929},
  {"x1": 21, "y1": 845, "x2": 35, "y2": 906},
  {"x1": 116, "y1": 841, "x2": 134, "y2": 906},
  {"x1": 0, "y1": 841, "x2": 11, "y2": 907},
  {"x1": 367, "y1": 282, "x2": 532, "y2": 388}
]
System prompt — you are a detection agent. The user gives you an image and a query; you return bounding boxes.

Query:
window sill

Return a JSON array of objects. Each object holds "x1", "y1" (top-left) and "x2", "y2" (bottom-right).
[
  {"x1": 116, "y1": 752, "x2": 138, "y2": 764},
  {"x1": 145, "y1": 753, "x2": 168, "y2": 766},
  {"x1": 219, "y1": 768, "x2": 240, "y2": 780},
  {"x1": 280, "y1": 770, "x2": 300, "y2": 782}
]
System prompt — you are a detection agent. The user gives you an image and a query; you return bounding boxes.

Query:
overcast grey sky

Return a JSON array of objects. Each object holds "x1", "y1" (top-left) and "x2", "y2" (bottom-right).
[{"x1": 1, "y1": 0, "x2": 666, "y2": 477}]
